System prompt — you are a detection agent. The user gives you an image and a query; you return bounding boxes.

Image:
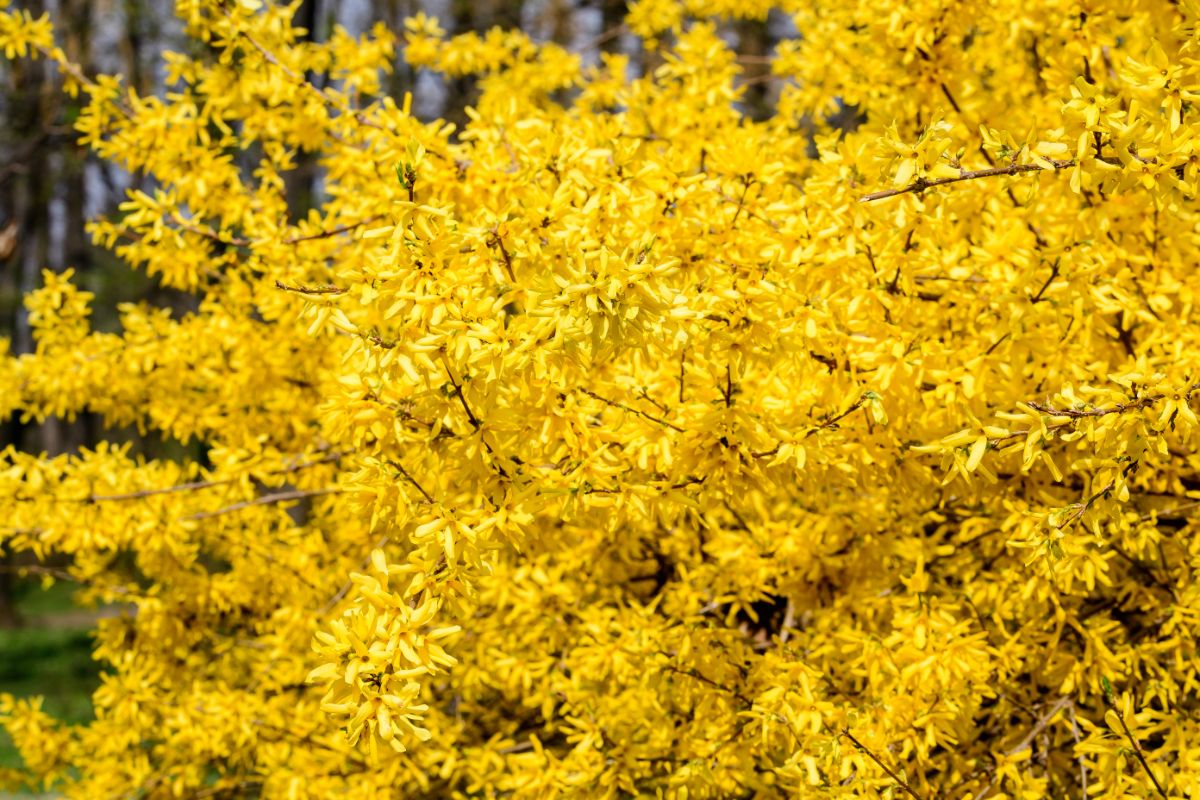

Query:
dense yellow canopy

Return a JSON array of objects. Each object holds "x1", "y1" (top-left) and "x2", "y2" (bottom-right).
[{"x1": 1, "y1": 0, "x2": 1199, "y2": 797}]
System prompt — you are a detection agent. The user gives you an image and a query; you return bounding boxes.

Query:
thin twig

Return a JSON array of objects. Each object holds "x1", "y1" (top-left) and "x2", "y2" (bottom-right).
[
  {"x1": 1005, "y1": 696, "x2": 1072, "y2": 758},
  {"x1": 318, "y1": 534, "x2": 389, "y2": 615},
  {"x1": 1027, "y1": 385, "x2": 1199, "y2": 418},
  {"x1": 750, "y1": 395, "x2": 869, "y2": 459},
  {"x1": 82, "y1": 451, "x2": 344, "y2": 503},
  {"x1": 275, "y1": 280, "x2": 346, "y2": 295},
  {"x1": 861, "y1": 159, "x2": 1074, "y2": 203},
  {"x1": 663, "y1": 665, "x2": 752, "y2": 706},
  {"x1": 394, "y1": 462, "x2": 435, "y2": 504},
  {"x1": 170, "y1": 212, "x2": 251, "y2": 247},
  {"x1": 487, "y1": 228, "x2": 517, "y2": 283},
  {"x1": 577, "y1": 23, "x2": 629, "y2": 52},
  {"x1": 0, "y1": 564, "x2": 77, "y2": 583},
  {"x1": 1103, "y1": 696, "x2": 1169, "y2": 799},
  {"x1": 442, "y1": 356, "x2": 481, "y2": 430},
  {"x1": 579, "y1": 388, "x2": 686, "y2": 433},
  {"x1": 972, "y1": 696, "x2": 1072, "y2": 800},
  {"x1": 728, "y1": 175, "x2": 755, "y2": 228},
  {"x1": 186, "y1": 487, "x2": 340, "y2": 520},
  {"x1": 1067, "y1": 701, "x2": 1089, "y2": 800},
  {"x1": 282, "y1": 215, "x2": 383, "y2": 245},
  {"x1": 34, "y1": 44, "x2": 133, "y2": 118},
  {"x1": 1031, "y1": 259, "x2": 1061, "y2": 303},
  {"x1": 981, "y1": 386, "x2": 1198, "y2": 447},
  {"x1": 236, "y1": 28, "x2": 384, "y2": 132},
  {"x1": 1056, "y1": 481, "x2": 1114, "y2": 530},
  {"x1": 841, "y1": 728, "x2": 927, "y2": 800}
]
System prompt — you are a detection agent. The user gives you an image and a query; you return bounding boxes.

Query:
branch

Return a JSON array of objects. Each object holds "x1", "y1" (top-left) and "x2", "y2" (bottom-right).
[
  {"x1": 1027, "y1": 383, "x2": 1198, "y2": 418},
  {"x1": 0, "y1": 564, "x2": 76, "y2": 583},
  {"x1": 186, "y1": 487, "x2": 341, "y2": 520},
  {"x1": 84, "y1": 451, "x2": 344, "y2": 503},
  {"x1": 728, "y1": 175, "x2": 755, "y2": 228},
  {"x1": 1067, "y1": 702, "x2": 1089, "y2": 800},
  {"x1": 808, "y1": 395, "x2": 868, "y2": 437},
  {"x1": 34, "y1": 44, "x2": 133, "y2": 119},
  {"x1": 1103, "y1": 695, "x2": 1169, "y2": 799},
  {"x1": 441, "y1": 356, "x2": 481, "y2": 430},
  {"x1": 275, "y1": 280, "x2": 346, "y2": 295},
  {"x1": 170, "y1": 212, "x2": 251, "y2": 247},
  {"x1": 841, "y1": 728, "x2": 927, "y2": 800},
  {"x1": 976, "y1": 696, "x2": 1073, "y2": 800},
  {"x1": 1056, "y1": 480, "x2": 1114, "y2": 530},
  {"x1": 1031, "y1": 259, "x2": 1061, "y2": 303},
  {"x1": 750, "y1": 395, "x2": 869, "y2": 459},
  {"x1": 394, "y1": 461, "x2": 434, "y2": 504},
  {"x1": 861, "y1": 159, "x2": 1074, "y2": 203},
  {"x1": 487, "y1": 228, "x2": 517, "y2": 283},
  {"x1": 662, "y1": 665, "x2": 753, "y2": 706},
  {"x1": 1004, "y1": 696, "x2": 1072, "y2": 758},
  {"x1": 281, "y1": 215, "x2": 384, "y2": 245},
  {"x1": 317, "y1": 534, "x2": 389, "y2": 615},
  {"x1": 578, "y1": 388, "x2": 686, "y2": 433},
  {"x1": 235, "y1": 26, "x2": 384, "y2": 133},
  {"x1": 985, "y1": 386, "x2": 1198, "y2": 447},
  {"x1": 577, "y1": 23, "x2": 629, "y2": 52}
]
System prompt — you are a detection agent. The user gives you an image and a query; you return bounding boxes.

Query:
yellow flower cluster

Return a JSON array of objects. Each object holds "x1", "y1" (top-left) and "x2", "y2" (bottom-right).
[{"x1": 1, "y1": 0, "x2": 1199, "y2": 797}]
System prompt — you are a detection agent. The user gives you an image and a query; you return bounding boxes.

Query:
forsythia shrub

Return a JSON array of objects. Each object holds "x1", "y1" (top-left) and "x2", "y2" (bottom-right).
[{"x1": 1, "y1": 0, "x2": 1199, "y2": 796}]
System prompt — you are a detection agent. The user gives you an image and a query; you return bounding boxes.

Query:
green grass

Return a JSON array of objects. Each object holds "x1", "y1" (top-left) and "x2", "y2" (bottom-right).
[
  {"x1": 0, "y1": 579, "x2": 102, "y2": 788},
  {"x1": 7, "y1": 581, "x2": 78, "y2": 619}
]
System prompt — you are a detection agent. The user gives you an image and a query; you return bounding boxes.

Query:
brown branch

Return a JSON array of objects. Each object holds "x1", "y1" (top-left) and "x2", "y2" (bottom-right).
[
  {"x1": 939, "y1": 81, "x2": 963, "y2": 114},
  {"x1": 275, "y1": 280, "x2": 346, "y2": 295},
  {"x1": 281, "y1": 215, "x2": 384, "y2": 244},
  {"x1": 678, "y1": 349, "x2": 687, "y2": 403},
  {"x1": 1056, "y1": 481, "x2": 1114, "y2": 530},
  {"x1": 83, "y1": 451, "x2": 344, "y2": 503},
  {"x1": 1138, "y1": 498, "x2": 1200, "y2": 522},
  {"x1": 442, "y1": 357, "x2": 482, "y2": 430},
  {"x1": 1027, "y1": 383, "x2": 1198, "y2": 419},
  {"x1": 1031, "y1": 259, "x2": 1060, "y2": 303},
  {"x1": 86, "y1": 476, "x2": 239, "y2": 502},
  {"x1": 487, "y1": 228, "x2": 517, "y2": 283},
  {"x1": 861, "y1": 159, "x2": 1074, "y2": 203},
  {"x1": 662, "y1": 665, "x2": 752, "y2": 706},
  {"x1": 841, "y1": 728, "x2": 927, "y2": 800},
  {"x1": 170, "y1": 213, "x2": 251, "y2": 247},
  {"x1": 1103, "y1": 695, "x2": 1169, "y2": 799},
  {"x1": 0, "y1": 564, "x2": 76, "y2": 583},
  {"x1": 975, "y1": 696, "x2": 1073, "y2": 800},
  {"x1": 579, "y1": 388, "x2": 686, "y2": 433},
  {"x1": 809, "y1": 395, "x2": 867, "y2": 436},
  {"x1": 577, "y1": 23, "x2": 629, "y2": 52},
  {"x1": 984, "y1": 386, "x2": 1198, "y2": 447},
  {"x1": 230, "y1": 21, "x2": 384, "y2": 135},
  {"x1": 718, "y1": 191, "x2": 779, "y2": 230},
  {"x1": 1066, "y1": 702, "x2": 1089, "y2": 800},
  {"x1": 984, "y1": 332, "x2": 1012, "y2": 356},
  {"x1": 394, "y1": 462, "x2": 434, "y2": 504},
  {"x1": 1004, "y1": 696, "x2": 1072, "y2": 758},
  {"x1": 186, "y1": 487, "x2": 341, "y2": 520},
  {"x1": 728, "y1": 175, "x2": 755, "y2": 228},
  {"x1": 34, "y1": 44, "x2": 133, "y2": 119},
  {"x1": 750, "y1": 395, "x2": 870, "y2": 459},
  {"x1": 0, "y1": 564, "x2": 138, "y2": 600}
]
